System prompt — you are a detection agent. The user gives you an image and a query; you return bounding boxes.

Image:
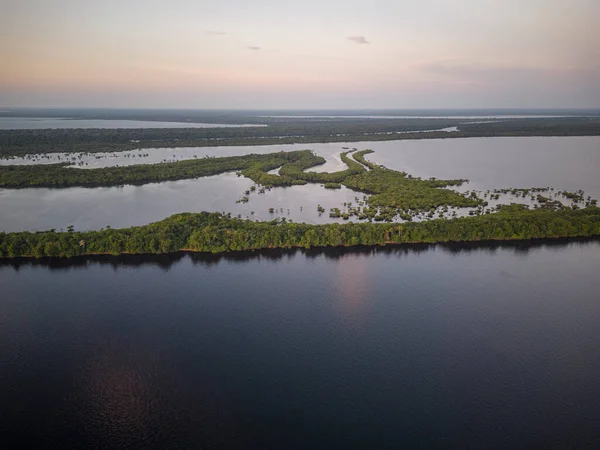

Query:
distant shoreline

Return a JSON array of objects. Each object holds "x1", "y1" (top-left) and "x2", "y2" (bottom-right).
[{"x1": 2, "y1": 115, "x2": 599, "y2": 157}]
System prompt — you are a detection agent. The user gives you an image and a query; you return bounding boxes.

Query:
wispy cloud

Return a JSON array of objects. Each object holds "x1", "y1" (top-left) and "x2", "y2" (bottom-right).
[
  {"x1": 247, "y1": 46, "x2": 261, "y2": 51},
  {"x1": 207, "y1": 30, "x2": 227, "y2": 35},
  {"x1": 347, "y1": 36, "x2": 369, "y2": 45}
]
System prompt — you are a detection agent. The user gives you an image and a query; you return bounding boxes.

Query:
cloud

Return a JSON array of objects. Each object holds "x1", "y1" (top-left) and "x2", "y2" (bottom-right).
[
  {"x1": 206, "y1": 30, "x2": 227, "y2": 35},
  {"x1": 347, "y1": 36, "x2": 369, "y2": 45},
  {"x1": 247, "y1": 46, "x2": 261, "y2": 51}
]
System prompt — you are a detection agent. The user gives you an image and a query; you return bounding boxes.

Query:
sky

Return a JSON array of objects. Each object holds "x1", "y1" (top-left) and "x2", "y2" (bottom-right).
[{"x1": 1, "y1": 0, "x2": 599, "y2": 109}]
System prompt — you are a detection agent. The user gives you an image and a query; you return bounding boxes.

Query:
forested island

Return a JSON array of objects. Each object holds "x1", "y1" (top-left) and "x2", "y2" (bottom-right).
[
  {"x1": 1, "y1": 205, "x2": 599, "y2": 258},
  {"x1": 0, "y1": 148, "x2": 483, "y2": 220},
  {"x1": 0, "y1": 150, "x2": 320, "y2": 188}
]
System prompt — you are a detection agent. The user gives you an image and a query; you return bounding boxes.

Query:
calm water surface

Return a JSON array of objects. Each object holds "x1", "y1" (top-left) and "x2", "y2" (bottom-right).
[
  {"x1": 2, "y1": 240, "x2": 600, "y2": 449},
  {"x1": 366, "y1": 136, "x2": 600, "y2": 196},
  {"x1": 0, "y1": 174, "x2": 362, "y2": 232}
]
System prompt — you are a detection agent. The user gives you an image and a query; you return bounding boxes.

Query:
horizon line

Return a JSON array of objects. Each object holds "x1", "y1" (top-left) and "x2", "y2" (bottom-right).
[{"x1": 2, "y1": 107, "x2": 600, "y2": 112}]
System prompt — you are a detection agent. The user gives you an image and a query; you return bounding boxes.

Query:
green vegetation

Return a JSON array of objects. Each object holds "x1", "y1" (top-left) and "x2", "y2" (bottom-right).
[
  {"x1": 341, "y1": 150, "x2": 480, "y2": 217},
  {"x1": 559, "y1": 190, "x2": 584, "y2": 202},
  {"x1": 0, "y1": 150, "x2": 321, "y2": 188},
  {"x1": 352, "y1": 149, "x2": 379, "y2": 170},
  {"x1": 0, "y1": 147, "x2": 404, "y2": 193},
  {"x1": 484, "y1": 187, "x2": 596, "y2": 207},
  {"x1": 234, "y1": 149, "x2": 373, "y2": 188},
  {"x1": 0, "y1": 147, "x2": 486, "y2": 219},
  {"x1": 329, "y1": 208, "x2": 342, "y2": 218},
  {"x1": 492, "y1": 187, "x2": 550, "y2": 195},
  {"x1": 1, "y1": 206, "x2": 599, "y2": 259},
  {"x1": 276, "y1": 150, "x2": 365, "y2": 184}
]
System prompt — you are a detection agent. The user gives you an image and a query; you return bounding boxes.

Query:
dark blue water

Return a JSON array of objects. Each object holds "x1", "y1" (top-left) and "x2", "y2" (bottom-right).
[{"x1": 2, "y1": 240, "x2": 600, "y2": 449}]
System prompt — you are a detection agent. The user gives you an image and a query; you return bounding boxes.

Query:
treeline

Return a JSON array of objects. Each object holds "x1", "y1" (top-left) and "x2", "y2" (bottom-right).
[
  {"x1": 352, "y1": 150, "x2": 379, "y2": 170},
  {"x1": 1, "y1": 206, "x2": 599, "y2": 258},
  {"x1": 0, "y1": 151, "x2": 319, "y2": 188},
  {"x1": 0, "y1": 119, "x2": 462, "y2": 156},
  {"x1": 278, "y1": 151, "x2": 366, "y2": 183},
  {"x1": 458, "y1": 118, "x2": 600, "y2": 134},
  {"x1": 2, "y1": 117, "x2": 599, "y2": 157}
]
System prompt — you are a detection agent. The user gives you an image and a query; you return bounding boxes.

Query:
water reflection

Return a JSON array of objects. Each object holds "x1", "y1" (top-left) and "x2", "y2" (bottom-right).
[
  {"x1": 73, "y1": 343, "x2": 158, "y2": 447},
  {"x1": 69, "y1": 339, "x2": 243, "y2": 449},
  {"x1": 333, "y1": 254, "x2": 370, "y2": 326}
]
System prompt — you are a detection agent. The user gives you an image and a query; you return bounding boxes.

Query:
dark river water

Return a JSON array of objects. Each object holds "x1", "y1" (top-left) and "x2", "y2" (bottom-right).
[{"x1": 2, "y1": 239, "x2": 600, "y2": 449}]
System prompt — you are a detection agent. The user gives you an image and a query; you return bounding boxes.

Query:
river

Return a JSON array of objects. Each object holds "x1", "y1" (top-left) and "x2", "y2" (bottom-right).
[
  {"x1": 2, "y1": 240, "x2": 600, "y2": 448},
  {"x1": 0, "y1": 117, "x2": 266, "y2": 130}
]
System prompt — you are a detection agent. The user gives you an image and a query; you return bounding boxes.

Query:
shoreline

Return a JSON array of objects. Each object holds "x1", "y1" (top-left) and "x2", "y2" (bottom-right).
[
  {"x1": 2, "y1": 234, "x2": 600, "y2": 263},
  {"x1": 3, "y1": 127, "x2": 600, "y2": 159},
  {"x1": 1, "y1": 208, "x2": 599, "y2": 260}
]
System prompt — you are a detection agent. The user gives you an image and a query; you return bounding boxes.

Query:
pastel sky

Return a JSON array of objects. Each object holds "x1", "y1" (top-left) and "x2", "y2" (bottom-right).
[{"x1": 1, "y1": 0, "x2": 599, "y2": 108}]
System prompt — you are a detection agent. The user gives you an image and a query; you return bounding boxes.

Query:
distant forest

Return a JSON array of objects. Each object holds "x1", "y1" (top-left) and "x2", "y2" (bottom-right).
[{"x1": 1, "y1": 116, "x2": 599, "y2": 157}]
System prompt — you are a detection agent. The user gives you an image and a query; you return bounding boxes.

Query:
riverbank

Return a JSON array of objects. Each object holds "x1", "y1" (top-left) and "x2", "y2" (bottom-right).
[{"x1": 1, "y1": 206, "x2": 599, "y2": 259}]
